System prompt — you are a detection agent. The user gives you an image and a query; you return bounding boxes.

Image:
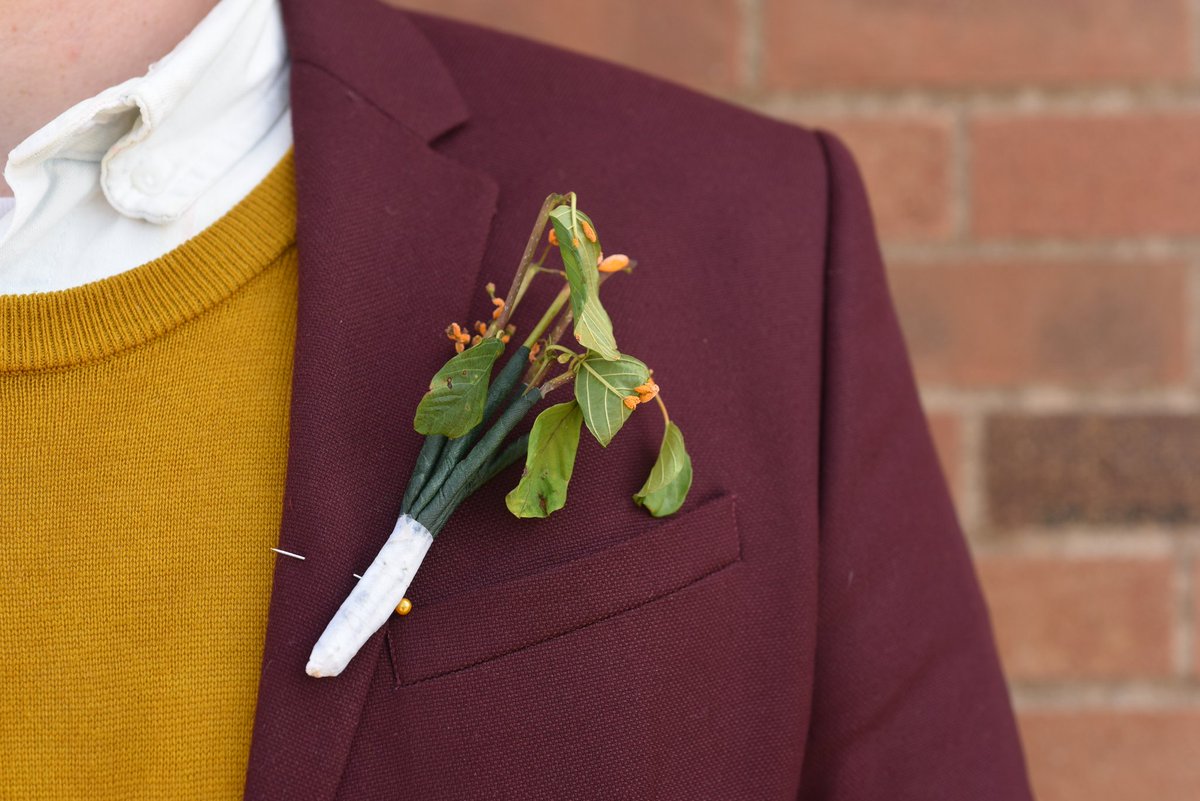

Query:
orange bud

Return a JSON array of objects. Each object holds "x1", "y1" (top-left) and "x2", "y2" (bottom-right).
[
  {"x1": 622, "y1": 395, "x2": 640, "y2": 410},
  {"x1": 491, "y1": 297, "x2": 506, "y2": 320},
  {"x1": 455, "y1": 342, "x2": 465, "y2": 353},
  {"x1": 528, "y1": 342, "x2": 542, "y2": 362},
  {"x1": 598, "y1": 254, "x2": 630, "y2": 273},
  {"x1": 548, "y1": 227, "x2": 558, "y2": 246},
  {"x1": 471, "y1": 334, "x2": 482, "y2": 346},
  {"x1": 581, "y1": 220, "x2": 597, "y2": 243},
  {"x1": 475, "y1": 321, "x2": 488, "y2": 336},
  {"x1": 500, "y1": 333, "x2": 511, "y2": 344}
]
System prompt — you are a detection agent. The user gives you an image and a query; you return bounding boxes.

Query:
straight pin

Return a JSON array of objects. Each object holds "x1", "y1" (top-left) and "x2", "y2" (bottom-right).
[
  {"x1": 270, "y1": 547, "x2": 306, "y2": 560},
  {"x1": 269, "y1": 552, "x2": 402, "y2": 614}
]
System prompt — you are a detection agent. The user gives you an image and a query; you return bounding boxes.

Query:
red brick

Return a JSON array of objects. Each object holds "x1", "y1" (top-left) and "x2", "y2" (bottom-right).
[
  {"x1": 985, "y1": 415, "x2": 1200, "y2": 527},
  {"x1": 977, "y1": 556, "x2": 1175, "y2": 680},
  {"x1": 762, "y1": 0, "x2": 1190, "y2": 89},
  {"x1": 889, "y1": 260, "x2": 1188, "y2": 389},
  {"x1": 925, "y1": 413, "x2": 962, "y2": 503},
  {"x1": 1019, "y1": 710, "x2": 1200, "y2": 801},
  {"x1": 390, "y1": 0, "x2": 743, "y2": 95},
  {"x1": 804, "y1": 115, "x2": 954, "y2": 242},
  {"x1": 972, "y1": 113, "x2": 1200, "y2": 238}
]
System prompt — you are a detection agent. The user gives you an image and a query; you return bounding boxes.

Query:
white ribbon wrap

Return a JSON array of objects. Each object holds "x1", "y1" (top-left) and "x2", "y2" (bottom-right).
[{"x1": 306, "y1": 514, "x2": 433, "y2": 678}]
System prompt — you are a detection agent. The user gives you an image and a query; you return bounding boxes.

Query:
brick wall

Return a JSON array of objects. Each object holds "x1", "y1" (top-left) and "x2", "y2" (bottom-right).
[{"x1": 394, "y1": 2, "x2": 1200, "y2": 797}]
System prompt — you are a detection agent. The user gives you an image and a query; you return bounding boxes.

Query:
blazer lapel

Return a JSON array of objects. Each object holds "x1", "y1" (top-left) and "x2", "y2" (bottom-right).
[{"x1": 244, "y1": 2, "x2": 499, "y2": 799}]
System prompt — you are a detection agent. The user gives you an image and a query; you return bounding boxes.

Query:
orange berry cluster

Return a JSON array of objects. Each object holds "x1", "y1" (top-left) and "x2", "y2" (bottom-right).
[
  {"x1": 446, "y1": 318, "x2": 512, "y2": 353},
  {"x1": 622, "y1": 380, "x2": 660, "y2": 410},
  {"x1": 445, "y1": 322, "x2": 471, "y2": 353}
]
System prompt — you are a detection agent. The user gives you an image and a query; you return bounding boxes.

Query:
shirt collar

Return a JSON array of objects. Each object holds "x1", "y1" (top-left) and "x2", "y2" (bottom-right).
[{"x1": 2, "y1": 0, "x2": 288, "y2": 229}]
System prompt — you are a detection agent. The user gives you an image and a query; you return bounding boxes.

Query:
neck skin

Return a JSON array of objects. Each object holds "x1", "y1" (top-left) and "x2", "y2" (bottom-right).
[{"x1": 0, "y1": 0, "x2": 219, "y2": 195}]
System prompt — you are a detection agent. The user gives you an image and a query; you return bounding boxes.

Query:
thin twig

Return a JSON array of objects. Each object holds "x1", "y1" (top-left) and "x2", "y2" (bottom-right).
[
  {"x1": 490, "y1": 193, "x2": 568, "y2": 335},
  {"x1": 538, "y1": 369, "x2": 576, "y2": 397},
  {"x1": 654, "y1": 393, "x2": 670, "y2": 428},
  {"x1": 521, "y1": 283, "x2": 571, "y2": 349}
]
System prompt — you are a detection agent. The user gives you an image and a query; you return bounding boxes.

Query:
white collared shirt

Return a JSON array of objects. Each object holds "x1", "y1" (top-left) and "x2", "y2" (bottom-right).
[{"x1": 0, "y1": 0, "x2": 292, "y2": 294}]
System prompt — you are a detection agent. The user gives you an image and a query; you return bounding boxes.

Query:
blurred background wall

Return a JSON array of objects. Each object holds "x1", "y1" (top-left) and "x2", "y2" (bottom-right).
[{"x1": 392, "y1": 2, "x2": 1199, "y2": 798}]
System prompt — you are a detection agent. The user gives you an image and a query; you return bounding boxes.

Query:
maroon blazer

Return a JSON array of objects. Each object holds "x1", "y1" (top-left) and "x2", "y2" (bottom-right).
[{"x1": 244, "y1": 1, "x2": 1034, "y2": 798}]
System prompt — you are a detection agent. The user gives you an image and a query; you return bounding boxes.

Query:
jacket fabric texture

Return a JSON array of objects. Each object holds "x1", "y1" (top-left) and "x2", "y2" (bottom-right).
[{"x1": 245, "y1": 1, "x2": 1034, "y2": 798}]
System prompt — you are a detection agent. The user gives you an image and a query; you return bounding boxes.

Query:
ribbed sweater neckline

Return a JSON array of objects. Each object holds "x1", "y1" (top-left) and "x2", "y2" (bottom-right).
[{"x1": 0, "y1": 150, "x2": 296, "y2": 373}]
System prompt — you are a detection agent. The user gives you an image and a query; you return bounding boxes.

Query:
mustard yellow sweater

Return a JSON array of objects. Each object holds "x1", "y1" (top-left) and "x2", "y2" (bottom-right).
[{"x1": 0, "y1": 153, "x2": 297, "y2": 798}]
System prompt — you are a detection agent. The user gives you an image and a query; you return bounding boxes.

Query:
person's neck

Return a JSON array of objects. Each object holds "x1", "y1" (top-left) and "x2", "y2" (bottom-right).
[{"x1": 0, "y1": 0, "x2": 219, "y2": 195}]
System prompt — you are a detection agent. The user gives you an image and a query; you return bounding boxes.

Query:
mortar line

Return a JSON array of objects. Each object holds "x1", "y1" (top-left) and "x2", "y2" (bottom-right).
[
  {"x1": 1012, "y1": 682, "x2": 1200, "y2": 710},
  {"x1": 970, "y1": 531, "x2": 1190, "y2": 559},
  {"x1": 884, "y1": 239, "x2": 1200, "y2": 264},
  {"x1": 918, "y1": 387, "x2": 1200, "y2": 414},
  {"x1": 751, "y1": 85, "x2": 1200, "y2": 116}
]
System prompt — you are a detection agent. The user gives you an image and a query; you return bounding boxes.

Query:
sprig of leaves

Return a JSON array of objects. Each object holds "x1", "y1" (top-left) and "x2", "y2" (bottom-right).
[{"x1": 400, "y1": 192, "x2": 692, "y2": 536}]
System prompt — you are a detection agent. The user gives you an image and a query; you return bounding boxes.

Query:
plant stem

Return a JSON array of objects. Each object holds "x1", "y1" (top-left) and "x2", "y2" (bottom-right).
[
  {"x1": 416, "y1": 386, "x2": 543, "y2": 534},
  {"x1": 506, "y1": 265, "x2": 539, "y2": 324},
  {"x1": 655, "y1": 394, "x2": 670, "y2": 428},
  {"x1": 538, "y1": 369, "x2": 576, "y2": 397},
  {"x1": 521, "y1": 283, "x2": 571, "y2": 349},
  {"x1": 401, "y1": 434, "x2": 445, "y2": 514},
  {"x1": 524, "y1": 357, "x2": 553, "y2": 390},
  {"x1": 531, "y1": 241, "x2": 553, "y2": 268},
  {"x1": 491, "y1": 193, "x2": 568, "y2": 334},
  {"x1": 540, "y1": 268, "x2": 619, "y2": 354},
  {"x1": 471, "y1": 432, "x2": 530, "y2": 495},
  {"x1": 410, "y1": 344, "x2": 531, "y2": 516},
  {"x1": 435, "y1": 431, "x2": 530, "y2": 527}
]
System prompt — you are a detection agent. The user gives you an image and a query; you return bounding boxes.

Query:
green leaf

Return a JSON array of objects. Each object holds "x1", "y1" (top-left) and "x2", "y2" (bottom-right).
[
  {"x1": 548, "y1": 205, "x2": 619, "y2": 360},
  {"x1": 573, "y1": 352, "x2": 650, "y2": 447},
  {"x1": 548, "y1": 206, "x2": 598, "y2": 314},
  {"x1": 413, "y1": 337, "x2": 505, "y2": 438},
  {"x1": 505, "y1": 401, "x2": 584, "y2": 518},
  {"x1": 633, "y1": 422, "x2": 693, "y2": 517},
  {"x1": 574, "y1": 294, "x2": 620, "y2": 361}
]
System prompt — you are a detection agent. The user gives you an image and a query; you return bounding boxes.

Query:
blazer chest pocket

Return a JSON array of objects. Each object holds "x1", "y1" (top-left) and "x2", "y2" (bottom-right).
[{"x1": 386, "y1": 492, "x2": 742, "y2": 686}]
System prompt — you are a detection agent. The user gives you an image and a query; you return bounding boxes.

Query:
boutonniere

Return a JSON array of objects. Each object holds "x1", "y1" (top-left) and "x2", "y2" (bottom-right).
[{"x1": 306, "y1": 193, "x2": 693, "y2": 677}]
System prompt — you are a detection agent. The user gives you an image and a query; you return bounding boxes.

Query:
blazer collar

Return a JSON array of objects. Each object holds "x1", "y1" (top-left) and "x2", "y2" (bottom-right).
[
  {"x1": 281, "y1": 0, "x2": 469, "y2": 143},
  {"x1": 244, "y1": 3, "x2": 499, "y2": 799}
]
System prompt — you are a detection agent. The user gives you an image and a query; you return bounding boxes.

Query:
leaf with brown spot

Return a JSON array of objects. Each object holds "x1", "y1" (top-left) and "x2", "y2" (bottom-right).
[
  {"x1": 505, "y1": 401, "x2": 584, "y2": 518},
  {"x1": 413, "y1": 337, "x2": 505, "y2": 438}
]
